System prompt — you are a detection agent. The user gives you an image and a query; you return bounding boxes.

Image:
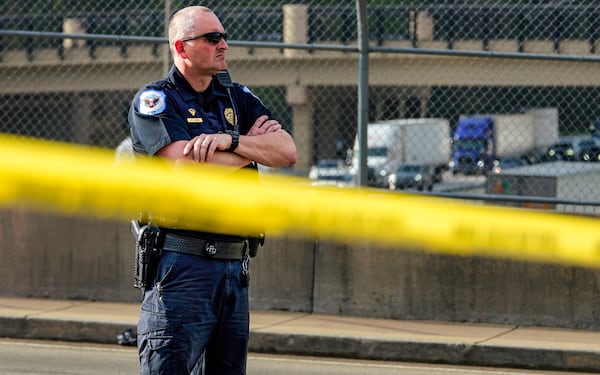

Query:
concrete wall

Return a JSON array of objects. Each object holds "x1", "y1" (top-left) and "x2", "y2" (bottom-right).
[{"x1": 1, "y1": 207, "x2": 599, "y2": 330}]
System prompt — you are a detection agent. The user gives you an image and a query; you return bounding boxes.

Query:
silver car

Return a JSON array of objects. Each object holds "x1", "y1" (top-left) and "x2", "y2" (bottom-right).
[
  {"x1": 388, "y1": 163, "x2": 435, "y2": 191},
  {"x1": 309, "y1": 159, "x2": 354, "y2": 187}
]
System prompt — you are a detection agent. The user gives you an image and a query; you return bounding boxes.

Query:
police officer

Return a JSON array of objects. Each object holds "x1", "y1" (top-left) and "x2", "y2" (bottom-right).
[{"x1": 128, "y1": 5, "x2": 297, "y2": 375}]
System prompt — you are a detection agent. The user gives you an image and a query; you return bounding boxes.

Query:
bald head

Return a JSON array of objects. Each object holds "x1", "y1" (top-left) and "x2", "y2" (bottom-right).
[{"x1": 168, "y1": 6, "x2": 214, "y2": 52}]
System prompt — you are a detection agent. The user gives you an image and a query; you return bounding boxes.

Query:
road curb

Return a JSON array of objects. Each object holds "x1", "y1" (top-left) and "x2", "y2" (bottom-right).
[
  {"x1": 0, "y1": 317, "x2": 131, "y2": 345},
  {"x1": 249, "y1": 332, "x2": 600, "y2": 372},
  {"x1": 3, "y1": 315, "x2": 600, "y2": 373}
]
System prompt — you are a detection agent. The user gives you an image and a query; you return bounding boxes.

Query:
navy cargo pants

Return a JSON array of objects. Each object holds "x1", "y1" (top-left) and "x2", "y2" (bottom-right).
[{"x1": 137, "y1": 250, "x2": 249, "y2": 375}]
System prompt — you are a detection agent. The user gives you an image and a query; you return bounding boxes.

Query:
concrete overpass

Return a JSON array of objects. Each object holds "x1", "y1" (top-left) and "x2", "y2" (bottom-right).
[{"x1": 2, "y1": 39, "x2": 600, "y2": 93}]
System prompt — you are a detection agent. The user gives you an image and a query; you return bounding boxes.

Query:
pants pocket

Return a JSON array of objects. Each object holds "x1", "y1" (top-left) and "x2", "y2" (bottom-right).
[{"x1": 138, "y1": 310, "x2": 184, "y2": 375}]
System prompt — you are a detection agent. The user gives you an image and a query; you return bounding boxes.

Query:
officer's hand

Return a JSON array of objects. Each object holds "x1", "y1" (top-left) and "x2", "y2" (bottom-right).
[
  {"x1": 182, "y1": 133, "x2": 229, "y2": 162},
  {"x1": 247, "y1": 115, "x2": 282, "y2": 136}
]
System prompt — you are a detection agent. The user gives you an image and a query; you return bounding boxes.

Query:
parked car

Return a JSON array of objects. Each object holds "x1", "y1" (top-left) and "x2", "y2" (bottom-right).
[
  {"x1": 490, "y1": 156, "x2": 528, "y2": 174},
  {"x1": 387, "y1": 163, "x2": 435, "y2": 191},
  {"x1": 543, "y1": 137, "x2": 600, "y2": 162},
  {"x1": 577, "y1": 138, "x2": 600, "y2": 162},
  {"x1": 543, "y1": 137, "x2": 584, "y2": 162},
  {"x1": 309, "y1": 159, "x2": 345, "y2": 179},
  {"x1": 521, "y1": 146, "x2": 549, "y2": 165},
  {"x1": 309, "y1": 159, "x2": 354, "y2": 187}
]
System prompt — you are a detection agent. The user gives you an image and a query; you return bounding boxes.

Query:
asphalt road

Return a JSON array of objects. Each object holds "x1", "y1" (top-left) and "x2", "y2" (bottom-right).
[{"x1": 0, "y1": 338, "x2": 590, "y2": 375}]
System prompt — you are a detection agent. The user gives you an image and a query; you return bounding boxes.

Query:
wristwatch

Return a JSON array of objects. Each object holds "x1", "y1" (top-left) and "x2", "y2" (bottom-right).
[{"x1": 226, "y1": 130, "x2": 239, "y2": 152}]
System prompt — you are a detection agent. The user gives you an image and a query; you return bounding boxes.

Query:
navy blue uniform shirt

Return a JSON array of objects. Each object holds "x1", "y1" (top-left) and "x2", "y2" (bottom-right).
[
  {"x1": 128, "y1": 66, "x2": 269, "y2": 240},
  {"x1": 129, "y1": 65, "x2": 271, "y2": 156}
]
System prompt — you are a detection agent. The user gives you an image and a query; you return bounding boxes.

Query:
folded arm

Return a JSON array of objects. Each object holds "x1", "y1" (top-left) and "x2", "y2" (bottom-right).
[{"x1": 165, "y1": 115, "x2": 297, "y2": 168}]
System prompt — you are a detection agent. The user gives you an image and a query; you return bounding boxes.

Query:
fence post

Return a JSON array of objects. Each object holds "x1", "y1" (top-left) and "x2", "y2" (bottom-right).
[{"x1": 356, "y1": 0, "x2": 368, "y2": 187}]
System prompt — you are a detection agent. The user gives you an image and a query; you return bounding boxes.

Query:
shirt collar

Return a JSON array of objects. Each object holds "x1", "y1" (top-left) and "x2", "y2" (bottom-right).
[{"x1": 168, "y1": 66, "x2": 229, "y2": 102}]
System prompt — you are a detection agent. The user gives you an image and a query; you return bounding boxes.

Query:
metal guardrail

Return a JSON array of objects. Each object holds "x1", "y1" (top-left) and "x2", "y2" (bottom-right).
[
  {"x1": 4, "y1": 29, "x2": 600, "y2": 65},
  {"x1": 2, "y1": 4, "x2": 600, "y2": 52},
  {"x1": 433, "y1": 191, "x2": 600, "y2": 208},
  {"x1": 1, "y1": 24, "x2": 599, "y2": 66}
]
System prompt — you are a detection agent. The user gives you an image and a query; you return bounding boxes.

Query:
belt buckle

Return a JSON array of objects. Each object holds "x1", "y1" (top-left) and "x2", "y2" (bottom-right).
[{"x1": 204, "y1": 241, "x2": 217, "y2": 257}]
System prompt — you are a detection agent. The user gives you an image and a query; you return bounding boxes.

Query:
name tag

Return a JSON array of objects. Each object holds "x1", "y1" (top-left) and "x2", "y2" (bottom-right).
[{"x1": 187, "y1": 118, "x2": 203, "y2": 123}]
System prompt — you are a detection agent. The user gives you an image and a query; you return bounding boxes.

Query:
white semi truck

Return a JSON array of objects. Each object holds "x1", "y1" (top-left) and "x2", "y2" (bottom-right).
[{"x1": 351, "y1": 118, "x2": 451, "y2": 187}]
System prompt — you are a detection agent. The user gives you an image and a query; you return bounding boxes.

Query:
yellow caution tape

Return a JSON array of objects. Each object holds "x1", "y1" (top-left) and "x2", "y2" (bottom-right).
[{"x1": 1, "y1": 134, "x2": 599, "y2": 268}]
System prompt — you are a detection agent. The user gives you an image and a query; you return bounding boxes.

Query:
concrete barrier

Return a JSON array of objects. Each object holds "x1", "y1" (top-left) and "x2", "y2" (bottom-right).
[{"x1": 1, "y1": 207, "x2": 599, "y2": 330}]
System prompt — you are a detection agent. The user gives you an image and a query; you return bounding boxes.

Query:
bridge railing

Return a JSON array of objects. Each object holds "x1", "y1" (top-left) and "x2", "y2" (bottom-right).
[{"x1": 3, "y1": 4, "x2": 600, "y2": 57}]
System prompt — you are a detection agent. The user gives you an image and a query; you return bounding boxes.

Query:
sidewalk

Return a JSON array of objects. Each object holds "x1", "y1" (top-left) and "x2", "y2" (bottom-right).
[{"x1": 1, "y1": 296, "x2": 600, "y2": 372}]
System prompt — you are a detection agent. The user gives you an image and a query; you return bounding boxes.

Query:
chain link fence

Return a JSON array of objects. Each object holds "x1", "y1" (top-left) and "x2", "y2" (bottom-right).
[{"x1": 2, "y1": 1, "x2": 600, "y2": 215}]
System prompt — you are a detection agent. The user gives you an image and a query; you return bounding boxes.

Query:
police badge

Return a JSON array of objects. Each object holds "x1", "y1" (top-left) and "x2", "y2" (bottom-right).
[{"x1": 224, "y1": 107, "x2": 236, "y2": 127}]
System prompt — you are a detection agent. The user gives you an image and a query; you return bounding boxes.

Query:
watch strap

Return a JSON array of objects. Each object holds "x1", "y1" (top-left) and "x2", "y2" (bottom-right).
[{"x1": 226, "y1": 130, "x2": 239, "y2": 152}]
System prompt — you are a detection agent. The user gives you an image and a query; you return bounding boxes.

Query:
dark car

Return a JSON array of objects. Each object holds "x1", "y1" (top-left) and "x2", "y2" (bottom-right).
[
  {"x1": 543, "y1": 137, "x2": 600, "y2": 162},
  {"x1": 387, "y1": 163, "x2": 435, "y2": 191},
  {"x1": 577, "y1": 139, "x2": 600, "y2": 162}
]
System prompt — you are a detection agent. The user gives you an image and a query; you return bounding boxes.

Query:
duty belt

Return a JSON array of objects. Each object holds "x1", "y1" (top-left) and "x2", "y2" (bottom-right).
[{"x1": 162, "y1": 233, "x2": 246, "y2": 260}]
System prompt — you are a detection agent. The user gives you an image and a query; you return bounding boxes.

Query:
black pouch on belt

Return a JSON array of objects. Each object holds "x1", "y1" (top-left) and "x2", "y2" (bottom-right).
[{"x1": 247, "y1": 233, "x2": 265, "y2": 257}]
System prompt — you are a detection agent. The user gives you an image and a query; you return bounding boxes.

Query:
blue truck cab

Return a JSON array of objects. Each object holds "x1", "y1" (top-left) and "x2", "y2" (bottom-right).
[{"x1": 451, "y1": 116, "x2": 494, "y2": 174}]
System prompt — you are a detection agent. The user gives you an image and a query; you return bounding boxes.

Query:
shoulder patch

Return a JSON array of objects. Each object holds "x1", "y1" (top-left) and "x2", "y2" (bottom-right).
[
  {"x1": 241, "y1": 85, "x2": 265, "y2": 105},
  {"x1": 139, "y1": 90, "x2": 166, "y2": 115},
  {"x1": 241, "y1": 85, "x2": 253, "y2": 95}
]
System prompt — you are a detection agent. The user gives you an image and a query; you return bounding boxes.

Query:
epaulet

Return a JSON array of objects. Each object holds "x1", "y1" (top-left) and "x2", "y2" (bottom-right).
[{"x1": 144, "y1": 78, "x2": 169, "y2": 91}]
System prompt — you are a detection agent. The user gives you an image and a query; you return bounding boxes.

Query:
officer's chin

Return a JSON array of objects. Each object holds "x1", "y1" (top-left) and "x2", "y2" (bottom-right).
[{"x1": 215, "y1": 54, "x2": 227, "y2": 64}]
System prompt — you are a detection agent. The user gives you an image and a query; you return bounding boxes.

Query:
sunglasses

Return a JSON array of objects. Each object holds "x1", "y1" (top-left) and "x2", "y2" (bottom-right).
[{"x1": 180, "y1": 32, "x2": 228, "y2": 45}]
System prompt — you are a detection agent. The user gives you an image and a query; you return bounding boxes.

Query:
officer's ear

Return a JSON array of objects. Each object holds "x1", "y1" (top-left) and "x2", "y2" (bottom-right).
[{"x1": 174, "y1": 40, "x2": 186, "y2": 57}]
